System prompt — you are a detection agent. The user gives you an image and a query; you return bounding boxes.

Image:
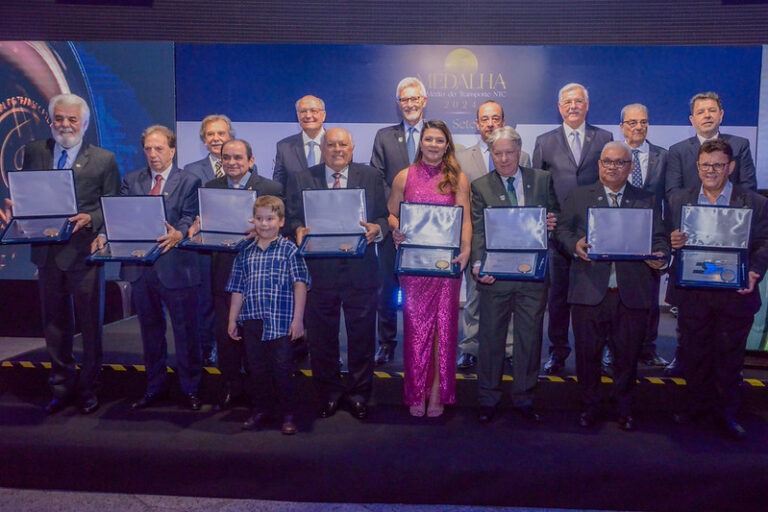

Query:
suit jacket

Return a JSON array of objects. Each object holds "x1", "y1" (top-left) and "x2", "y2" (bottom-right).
[
  {"x1": 21, "y1": 138, "x2": 120, "y2": 271},
  {"x1": 666, "y1": 185, "x2": 768, "y2": 315},
  {"x1": 184, "y1": 155, "x2": 261, "y2": 185},
  {"x1": 470, "y1": 167, "x2": 559, "y2": 267},
  {"x1": 532, "y1": 124, "x2": 614, "y2": 204},
  {"x1": 370, "y1": 122, "x2": 412, "y2": 196},
  {"x1": 643, "y1": 142, "x2": 668, "y2": 201},
  {"x1": 119, "y1": 165, "x2": 201, "y2": 289},
  {"x1": 665, "y1": 134, "x2": 757, "y2": 196},
  {"x1": 556, "y1": 183, "x2": 669, "y2": 309},
  {"x1": 285, "y1": 162, "x2": 388, "y2": 290},
  {"x1": 457, "y1": 142, "x2": 531, "y2": 184},
  {"x1": 205, "y1": 172, "x2": 284, "y2": 294},
  {"x1": 272, "y1": 132, "x2": 317, "y2": 189}
]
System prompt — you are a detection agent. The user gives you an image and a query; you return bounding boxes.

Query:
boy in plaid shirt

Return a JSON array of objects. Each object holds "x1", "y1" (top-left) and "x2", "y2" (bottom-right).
[{"x1": 227, "y1": 195, "x2": 310, "y2": 435}]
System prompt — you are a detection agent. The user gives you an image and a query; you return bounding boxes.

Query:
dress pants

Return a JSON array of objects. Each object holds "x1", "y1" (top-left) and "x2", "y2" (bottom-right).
[
  {"x1": 131, "y1": 269, "x2": 201, "y2": 396},
  {"x1": 242, "y1": 320, "x2": 296, "y2": 415},
  {"x1": 547, "y1": 244, "x2": 572, "y2": 361},
  {"x1": 195, "y1": 253, "x2": 216, "y2": 358},
  {"x1": 307, "y1": 285, "x2": 377, "y2": 404},
  {"x1": 38, "y1": 263, "x2": 104, "y2": 400},
  {"x1": 458, "y1": 267, "x2": 514, "y2": 358},
  {"x1": 213, "y1": 290, "x2": 248, "y2": 396},
  {"x1": 477, "y1": 281, "x2": 546, "y2": 408},
  {"x1": 376, "y1": 234, "x2": 399, "y2": 348},
  {"x1": 572, "y1": 292, "x2": 647, "y2": 416}
]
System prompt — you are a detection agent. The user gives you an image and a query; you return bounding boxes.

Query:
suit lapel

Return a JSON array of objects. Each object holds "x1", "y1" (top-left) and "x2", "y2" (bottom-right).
[
  {"x1": 396, "y1": 124, "x2": 410, "y2": 164},
  {"x1": 346, "y1": 165, "x2": 361, "y2": 189},
  {"x1": 556, "y1": 126, "x2": 578, "y2": 167},
  {"x1": 488, "y1": 172, "x2": 511, "y2": 206},
  {"x1": 472, "y1": 145, "x2": 487, "y2": 173},
  {"x1": 293, "y1": 137, "x2": 308, "y2": 170},
  {"x1": 72, "y1": 143, "x2": 90, "y2": 175},
  {"x1": 161, "y1": 167, "x2": 182, "y2": 198}
]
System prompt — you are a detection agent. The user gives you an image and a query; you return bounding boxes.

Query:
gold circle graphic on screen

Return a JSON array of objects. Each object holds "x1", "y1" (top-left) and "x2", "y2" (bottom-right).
[{"x1": 444, "y1": 48, "x2": 479, "y2": 75}]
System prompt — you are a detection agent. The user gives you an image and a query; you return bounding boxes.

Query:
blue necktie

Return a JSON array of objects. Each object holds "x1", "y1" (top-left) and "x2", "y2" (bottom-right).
[
  {"x1": 407, "y1": 127, "x2": 416, "y2": 163},
  {"x1": 57, "y1": 149, "x2": 68, "y2": 169},
  {"x1": 571, "y1": 131, "x2": 582, "y2": 163},
  {"x1": 631, "y1": 149, "x2": 643, "y2": 188},
  {"x1": 506, "y1": 176, "x2": 518, "y2": 206},
  {"x1": 307, "y1": 141, "x2": 316, "y2": 167}
]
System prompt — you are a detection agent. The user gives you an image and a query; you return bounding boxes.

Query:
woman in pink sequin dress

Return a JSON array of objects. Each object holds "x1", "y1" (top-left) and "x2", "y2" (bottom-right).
[{"x1": 388, "y1": 120, "x2": 472, "y2": 417}]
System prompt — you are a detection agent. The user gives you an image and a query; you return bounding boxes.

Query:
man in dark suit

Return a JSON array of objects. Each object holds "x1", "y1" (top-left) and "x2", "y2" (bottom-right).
[
  {"x1": 183, "y1": 114, "x2": 235, "y2": 367},
  {"x1": 194, "y1": 139, "x2": 283, "y2": 411},
  {"x1": 272, "y1": 95, "x2": 326, "y2": 189},
  {"x1": 457, "y1": 100, "x2": 532, "y2": 370},
  {"x1": 668, "y1": 139, "x2": 768, "y2": 440},
  {"x1": 556, "y1": 141, "x2": 669, "y2": 430},
  {"x1": 532, "y1": 82, "x2": 614, "y2": 375},
  {"x1": 16, "y1": 93, "x2": 120, "y2": 415},
  {"x1": 470, "y1": 126, "x2": 559, "y2": 424},
  {"x1": 369, "y1": 77, "x2": 427, "y2": 365},
  {"x1": 286, "y1": 127, "x2": 388, "y2": 420},
  {"x1": 665, "y1": 91, "x2": 757, "y2": 196},
  {"x1": 618, "y1": 103, "x2": 669, "y2": 368},
  {"x1": 112, "y1": 125, "x2": 203, "y2": 411}
]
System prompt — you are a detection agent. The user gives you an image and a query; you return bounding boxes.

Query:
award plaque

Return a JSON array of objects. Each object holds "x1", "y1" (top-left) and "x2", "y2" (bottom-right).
[
  {"x1": 479, "y1": 207, "x2": 548, "y2": 280},
  {"x1": 179, "y1": 188, "x2": 257, "y2": 252},
  {"x1": 87, "y1": 195, "x2": 167, "y2": 263},
  {"x1": 298, "y1": 188, "x2": 367, "y2": 258},
  {"x1": 1, "y1": 169, "x2": 77, "y2": 244},
  {"x1": 676, "y1": 205, "x2": 752, "y2": 289},
  {"x1": 586, "y1": 207, "x2": 659, "y2": 260},
  {"x1": 395, "y1": 202, "x2": 463, "y2": 277}
]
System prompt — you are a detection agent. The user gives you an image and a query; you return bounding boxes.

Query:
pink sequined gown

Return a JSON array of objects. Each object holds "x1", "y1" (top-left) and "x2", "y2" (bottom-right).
[{"x1": 401, "y1": 162, "x2": 460, "y2": 406}]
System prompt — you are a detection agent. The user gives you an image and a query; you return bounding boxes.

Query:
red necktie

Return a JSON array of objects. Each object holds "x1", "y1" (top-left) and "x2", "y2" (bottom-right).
[
  {"x1": 332, "y1": 172, "x2": 342, "y2": 189},
  {"x1": 149, "y1": 175, "x2": 163, "y2": 195}
]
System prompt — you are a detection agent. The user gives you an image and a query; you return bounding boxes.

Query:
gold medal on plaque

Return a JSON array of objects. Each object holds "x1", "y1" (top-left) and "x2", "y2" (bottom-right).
[
  {"x1": 44, "y1": 228, "x2": 59, "y2": 237},
  {"x1": 517, "y1": 263, "x2": 532, "y2": 274},
  {"x1": 131, "y1": 250, "x2": 146, "y2": 258},
  {"x1": 339, "y1": 243, "x2": 354, "y2": 252},
  {"x1": 222, "y1": 239, "x2": 235, "y2": 247},
  {"x1": 435, "y1": 259, "x2": 450, "y2": 270}
]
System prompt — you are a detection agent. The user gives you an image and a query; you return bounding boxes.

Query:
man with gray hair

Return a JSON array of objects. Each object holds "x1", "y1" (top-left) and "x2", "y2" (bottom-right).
[
  {"x1": 533, "y1": 82, "x2": 613, "y2": 375},
  {"x1": 20, "y1": 93, "x2": 120, "y2": 414},
  {"x1": 272, "y1": 95, "x2": 327, "y2": 188},
  {"x1": 555, "y1": 141, "x2": 669, "y2": 430},
  {"x1": 370, "y1": 77, "x2": 428, "y2": 365}
]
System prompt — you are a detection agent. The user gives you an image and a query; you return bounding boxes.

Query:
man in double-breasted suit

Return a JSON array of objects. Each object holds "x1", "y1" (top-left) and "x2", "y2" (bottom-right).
[
  {"x1": 369, "y1": 77, "x2": 427, "y2": 366},
  {"x1": 287, "y1": 127, "x2": 388, "y2": 421},
  {"x1": 272, "y1": 95, "x2": 326, "y2": 189},
  {"x1": 17, "y1": 94, "x2": 120, "y2": 415},
  {"x1": 198, "y1": 139, "x2": 283, "y2": 410},
  {"x1": 471, "y1": 127, "x2": 559, "y2": 424},
  {"x1": 114, "y1": 125, "x2": 203, "y2": 411},
  {"x1": 532, "y1": 82, "x2": 614, "y2": 375},
  {"x1": 556, "y1": 141, "x2": 669, "y2": 431},
  {"x1": 456, "y1": 100, "x2": 531, "y2": 370}
]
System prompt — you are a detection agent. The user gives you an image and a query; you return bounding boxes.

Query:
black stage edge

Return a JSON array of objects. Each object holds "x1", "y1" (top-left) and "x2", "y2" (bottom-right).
[{"x1": 2, "y1": 365, "x2": 768, "y2": 511}]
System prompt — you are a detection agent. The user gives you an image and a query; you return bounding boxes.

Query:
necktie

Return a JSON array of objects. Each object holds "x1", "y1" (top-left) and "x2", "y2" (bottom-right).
[
  {"x1": 571, "y1": 131, "x2": 582, "y2": 163},
  {"x1": 332, "y1": 172, "x2": 342, "y2": 189},
  {"x1": 506, "y1": 176, "x2": 518, "y2": 206},
  {"x1": 149, "y1": 175, "x2": 163, "y2": 196},
  {"x1": 57, "y1": 149, "x2": 68, "y2": 169},
  {"x1": 631, "y1": 149, "x2": 643, "y2": 188},
  {"x1": 406, "y1": 127, "x2": 416, "y2": 163},
  {"x1": 608, "y1": 192, "x2": 620, "y2": 207},
  {"x1": 307, "y1": 141, "x2": 316, "y2": 167},
  {"x1": 488, "y1": 150, "x2": 495, "y2": 172},
  {"x1": 214, "y1": 160, "x2": 224, "y2": 178},
  {"x1": 607, "y1": 191, "x2": 621, "y2": 287}
]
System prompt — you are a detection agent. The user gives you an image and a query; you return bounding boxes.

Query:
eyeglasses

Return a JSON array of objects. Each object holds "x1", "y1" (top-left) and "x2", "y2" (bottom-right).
[
  {"x1": 298, "y1": 108, "x2": 324, "y2": 116},
  {"x1": 698, "y1": 162, "x2": 729, "y2": 172},
  {"x1": 621, "y1": 119, "x2": 648, "y2": 128},
  {"x1": 398, "y1": 96, "x2": 422, "y2": 105},
  {"x1": 559, "y1": 99, "x2": 586, "y2": 107},
  {"x1": 600, "y1": 159, "x2": 630, "y2": 168}
]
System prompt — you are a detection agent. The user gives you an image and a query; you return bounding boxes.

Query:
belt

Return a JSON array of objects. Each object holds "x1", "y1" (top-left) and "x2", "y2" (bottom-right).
[{"x1": 607, "y1": 287, "x2": 619, "y2": 294}]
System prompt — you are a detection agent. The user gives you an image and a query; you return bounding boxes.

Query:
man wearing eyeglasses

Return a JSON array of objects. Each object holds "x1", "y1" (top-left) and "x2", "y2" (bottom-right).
[
  {"x1": 456, "y1": 101, "x2": 531, "y2": 370},
  {"x1": 369, "y1": 77, "x2": 428, "y2": 366},
  {"x1": 533, "y1": 83, "x2": 613, "y2": 376},
  {"x1": 272, "y1": 95, "x2": 327, "y2": 189},
  {"x1": 556, "y1": 141, "x2": 668, "y2": 431},
  {"x1": 667, "y1": 139, "x2": 768, "y2": 440}
]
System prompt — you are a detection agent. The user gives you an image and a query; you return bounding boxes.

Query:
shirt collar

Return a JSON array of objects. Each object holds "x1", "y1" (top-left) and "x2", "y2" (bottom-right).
[
  {"x1": 563, "y1": 122, "x2": 586, "y2": 140},
  {"x1": 698, "y1": 180, "x2": 733, "y2": 205},
  {"x1": 697, "y1": 132, "x2": 720, "y2": 145},
  {"x1": 603, "y1": 183, "x2": 627, "y2": 203},
  {"x1": 403, "y1": 120, "x2": 424, "y2": 133},
  {"x1": 302, "y1": 129, "x2": 325, "y2": 146},
  {"x1": 627, "y1": 140, "x2": 649, "y2": 154},
  {"x1": 151, "y1": 164, "x2": 173, "y2": 181},
  {"x1": 228, "y1": 171, "x2": 252, "y2": 189},
  {"x1": 54, "y1": 140, "x2": 83, "y2": 165}
]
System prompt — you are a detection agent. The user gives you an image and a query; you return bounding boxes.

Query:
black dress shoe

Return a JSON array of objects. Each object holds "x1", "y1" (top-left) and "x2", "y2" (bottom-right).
[
  {"x1": 477, "y1": 406, "x2": 496, "y2": 424},
  {"x1": 242, "y1": 411, "x2": 267, "y2": 431},
  {"x1": 375, "y1": 344, "x2": 394, "y2": 365},
  {"x1": 715, "y1": 416, "x2": 747, "y2": 441},
  {"x1": 513, "y1": 406, "x2": 542, "y2": 423},
  {"x1": 131, "y1": 391, "x2": 167, "y2": 410},
  {"x1": 505, "y1": 356, "x2": 514, "y2": 368},
  {"x1": 79, "y1": 396, "x2": 100, "y2": 415},
  {"x1": 185, "y1": 394, "x2": 202, "y2": 411},
  {"x1": 281, "y1": 415, "x2": 298, "y2": 435},
  {"x1": 44, "y1": 397, "x2": 71, "y2": 414},
  {"x1": 348, "y1": 400, "x2": 368, "y2": 420},
  {"x1": 664, "y1": 357, "x2": 682, "y2": 377},
  {"x1": 319, "y1": 399, "x2": 339, "y2": 418},
  {"x1": 456, "y1": 352, "x2": 477, "y2": 370},
  {"x1": 617, "y1": 415, "x2": 636, "y2": 431},
  {"x1": 641, "y1": 352, "x2": 669, "y2": 367},
  {"x1": 579, "y1": 410, "x2": 597, "y2": 428},
  {"x1": 543, "y1": 354, "x2": 565, "y2": 375}
]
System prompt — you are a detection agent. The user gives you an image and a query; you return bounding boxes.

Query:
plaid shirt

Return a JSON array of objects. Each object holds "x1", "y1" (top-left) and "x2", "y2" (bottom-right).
[{"x1": 226, "y1": 237, "x2": 310, "y2": 341}]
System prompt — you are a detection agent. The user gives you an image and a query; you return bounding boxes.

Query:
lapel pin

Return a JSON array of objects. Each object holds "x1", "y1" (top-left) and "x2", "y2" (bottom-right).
[{"x1": 398, "y1": 137, "x2": 403, "y2": 143}]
